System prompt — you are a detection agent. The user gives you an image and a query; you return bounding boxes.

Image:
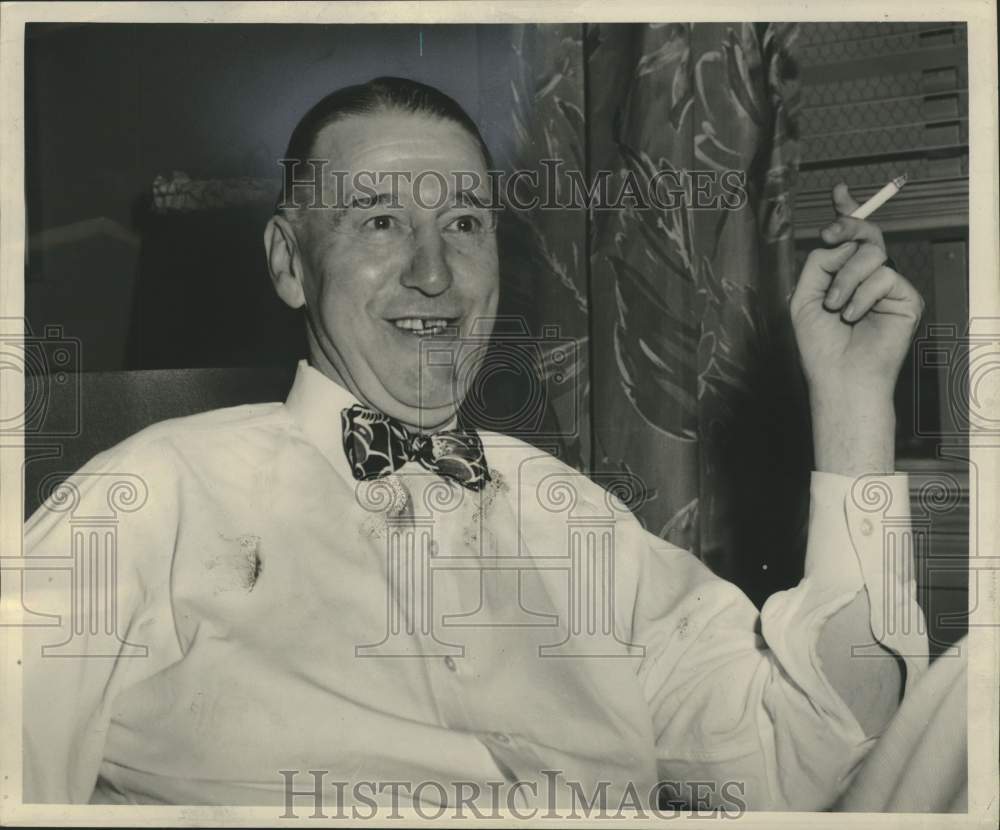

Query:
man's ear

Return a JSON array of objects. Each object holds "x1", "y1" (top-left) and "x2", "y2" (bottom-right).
[{"x1": 264, "y1": 214, "x2": 306, "y2": 309}]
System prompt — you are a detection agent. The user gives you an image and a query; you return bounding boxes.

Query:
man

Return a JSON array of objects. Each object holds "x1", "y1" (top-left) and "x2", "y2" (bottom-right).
[{"x1": 23, "y1": 77, "x2": 928, "y2": 812}]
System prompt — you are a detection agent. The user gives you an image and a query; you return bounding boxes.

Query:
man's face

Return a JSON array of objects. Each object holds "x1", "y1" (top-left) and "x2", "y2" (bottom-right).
[{"x1": 287, "y1": 110, "x2": 498, "y2": 430}]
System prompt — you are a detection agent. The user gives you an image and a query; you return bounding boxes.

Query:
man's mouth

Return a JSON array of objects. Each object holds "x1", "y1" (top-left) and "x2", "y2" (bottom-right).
[{"x1": 388, "y1": 317, "x2": 458, "y2": 336}]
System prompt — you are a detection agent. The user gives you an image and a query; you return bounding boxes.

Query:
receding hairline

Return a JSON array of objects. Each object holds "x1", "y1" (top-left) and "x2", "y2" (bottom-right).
[
  {"x1": 278, "y1": 107, "x2": 492, "y2": 223},
  {"x1": 306, "y1": 107, "x2": 491, "y2": 170},
  {"x1": 277, "y1": 77, "x2": 493, "y2": 219}
]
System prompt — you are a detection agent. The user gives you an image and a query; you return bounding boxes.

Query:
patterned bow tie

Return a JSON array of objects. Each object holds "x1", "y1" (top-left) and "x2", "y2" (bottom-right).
[{"x1": 341, "y1": 404, "x2": 491, "y2": 492}]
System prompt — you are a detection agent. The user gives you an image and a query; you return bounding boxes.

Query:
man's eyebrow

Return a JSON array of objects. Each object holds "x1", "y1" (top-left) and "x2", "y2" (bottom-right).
[
  {"x1": 449, "y1": 189, "x2": 493, "y2": 210},
  {"x1": 344, "y1": 191, "x2": 402, "y2": 209}
]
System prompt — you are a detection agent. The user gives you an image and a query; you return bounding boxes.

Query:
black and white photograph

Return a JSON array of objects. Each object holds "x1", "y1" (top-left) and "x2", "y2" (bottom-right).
[{"x1": 1, "y1": 1, "x2": 997, "y2": 825}]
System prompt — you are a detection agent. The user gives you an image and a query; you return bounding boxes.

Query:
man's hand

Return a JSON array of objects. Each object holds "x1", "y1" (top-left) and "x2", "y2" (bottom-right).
[{"x1": 790, "y1": 183, "x2": 924, "y2": 475}]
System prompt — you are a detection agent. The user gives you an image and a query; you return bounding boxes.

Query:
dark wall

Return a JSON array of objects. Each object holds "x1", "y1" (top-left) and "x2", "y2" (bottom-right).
[{"x1": 25, "y1": 23, "x2": 519, "y2": 371}]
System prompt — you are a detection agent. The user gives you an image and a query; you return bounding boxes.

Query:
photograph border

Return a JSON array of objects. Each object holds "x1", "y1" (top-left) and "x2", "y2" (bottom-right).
[{"x1": 1, "y1": 1, "x2": 997, "y2": 827}]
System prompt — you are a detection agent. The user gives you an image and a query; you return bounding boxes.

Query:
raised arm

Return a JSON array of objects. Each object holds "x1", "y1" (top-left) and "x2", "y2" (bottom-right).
[
  {"x1": 635, "y1": 183, "x2": 928, "y2": 810},
  {"x1": 790, "y1": 182, "x2": 925, "y2": 736}
]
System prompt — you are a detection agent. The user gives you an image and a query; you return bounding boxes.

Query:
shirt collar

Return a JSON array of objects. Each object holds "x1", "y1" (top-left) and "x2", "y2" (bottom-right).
[
  {"x1": 282, "y1": 359, "x2": 461, "y2": 482},
  {"x1": 284, "y1": 360, "x2": 359, "y2": 483}
]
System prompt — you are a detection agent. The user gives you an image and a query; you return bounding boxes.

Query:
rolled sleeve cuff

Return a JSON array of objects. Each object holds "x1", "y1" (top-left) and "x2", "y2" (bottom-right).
[{"x1": 804, "y1": 470, "x2": 929, "y2": 692}]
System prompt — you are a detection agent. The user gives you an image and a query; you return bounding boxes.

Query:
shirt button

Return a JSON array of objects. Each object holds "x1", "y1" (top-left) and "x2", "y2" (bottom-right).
[
  {"x1": 444, "y1": 656, "x2": 457, "y2": 672},
  {"x1": 860, "y1": 518, "x2": 874, "y2": 536},
  {"x1": 492, "y1": 732, "x2": 511, "y2": 745}
]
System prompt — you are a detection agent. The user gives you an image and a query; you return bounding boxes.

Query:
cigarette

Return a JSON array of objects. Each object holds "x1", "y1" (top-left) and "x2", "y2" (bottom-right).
[{"x1": 849, "y1": 174, "x2": 908, "y2": 219}]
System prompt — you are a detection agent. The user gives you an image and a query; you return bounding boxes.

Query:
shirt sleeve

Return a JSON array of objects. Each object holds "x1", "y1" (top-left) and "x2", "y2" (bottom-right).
[
  {"x1": 634, "y1": 471, "x2": 928, "y2": 811},
  {"x1": 21, "y1": 438, "x2": 180, "y2": 803}
]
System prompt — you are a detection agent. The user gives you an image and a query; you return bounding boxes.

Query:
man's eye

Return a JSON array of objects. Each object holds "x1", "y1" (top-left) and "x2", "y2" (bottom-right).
[
  {"x1": 447, "y1": 215, "x2": 483, "y2": 233},
  {"x1": 363, "y1": 215, "x2": 396, "y2": 231}
]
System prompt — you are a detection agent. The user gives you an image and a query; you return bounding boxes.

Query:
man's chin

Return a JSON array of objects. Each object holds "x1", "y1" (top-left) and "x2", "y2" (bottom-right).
[{"x1": 379, "y1": 379, "x2": 463, "y2": 430}]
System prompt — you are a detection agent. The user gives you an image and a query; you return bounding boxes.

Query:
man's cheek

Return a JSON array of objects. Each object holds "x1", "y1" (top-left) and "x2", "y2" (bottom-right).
[
  {"x1": 315, "y1": 254, "x2": 376, "y2": 310},
  {"x1": 458, "y1": 251, "x2": 499, "y2": 310},
  {"x1": 476, "y1": 274, "x2": 500, "y2": 326}
]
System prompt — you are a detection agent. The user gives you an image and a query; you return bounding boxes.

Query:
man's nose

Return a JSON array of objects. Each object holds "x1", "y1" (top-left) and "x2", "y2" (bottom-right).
[{"x1": 402, "y1": 227, "x2": 453, "y2": 296}]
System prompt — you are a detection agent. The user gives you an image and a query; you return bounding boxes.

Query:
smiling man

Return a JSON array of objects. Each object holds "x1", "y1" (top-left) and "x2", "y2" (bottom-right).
[
  {"x1": 265, "y1": 102, "x2": 499, "y2": 430},
  {"x1": 23, "y1": 77, "x2": 929, "y2": 813}
]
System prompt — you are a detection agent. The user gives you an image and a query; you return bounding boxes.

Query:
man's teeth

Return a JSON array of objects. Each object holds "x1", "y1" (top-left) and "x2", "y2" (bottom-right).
[{"x1": 392, "y1": 318, "x2": 451, "y2": 334}]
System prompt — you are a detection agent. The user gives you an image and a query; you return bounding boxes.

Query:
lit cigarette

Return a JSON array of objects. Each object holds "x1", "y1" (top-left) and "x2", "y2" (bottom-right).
[{"x1": 850, "y1": 174, "x2": 908, "y2": 219}]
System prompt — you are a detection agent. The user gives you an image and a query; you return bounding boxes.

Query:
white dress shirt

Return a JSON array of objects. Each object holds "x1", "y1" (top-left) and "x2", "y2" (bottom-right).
[{"x1": 22, "y1": 360, "x2": 928, "y2": 812}]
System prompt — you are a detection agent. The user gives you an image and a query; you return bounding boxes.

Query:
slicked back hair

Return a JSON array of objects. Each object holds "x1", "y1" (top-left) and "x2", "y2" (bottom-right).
[{"x1": 279, "y1": 76, "x2": 492, "y2": 212}]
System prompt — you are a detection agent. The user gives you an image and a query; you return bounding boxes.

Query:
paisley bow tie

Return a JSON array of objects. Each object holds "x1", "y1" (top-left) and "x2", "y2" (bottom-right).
[{"x1": 341, "y1": 404, "x2": 490, "y2": 492}]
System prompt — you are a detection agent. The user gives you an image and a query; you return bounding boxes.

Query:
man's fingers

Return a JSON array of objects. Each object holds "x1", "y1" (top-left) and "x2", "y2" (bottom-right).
[
  {"x1": 840, "y1": 266, "x2": 896, "y2": 322},
  {"x1": 824, "y1": 242, "x2": 887, "y2": 311},
  {"x1": 820, "y1": 215, "x2": 886, "y2": 250},
  {"x1": 821, "y1": 182, "x2": 886, "y2": 250},
  {"x1": 791, "y1": 241, "x2": 859, "y2": 310},
  {"x1": 832, "y1": 182, "x2": 860, "y2": 215}
]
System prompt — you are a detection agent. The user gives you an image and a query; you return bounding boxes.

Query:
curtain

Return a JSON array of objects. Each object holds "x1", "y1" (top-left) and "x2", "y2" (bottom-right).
[{"x1": 495, "y1": 23, "x2": 808, "y2": 596}]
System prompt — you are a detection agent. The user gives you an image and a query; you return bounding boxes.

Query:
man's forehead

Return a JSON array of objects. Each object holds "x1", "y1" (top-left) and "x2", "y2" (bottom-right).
[{"x1": 312, "y1": 111, "x2": 488, "y2": 178}]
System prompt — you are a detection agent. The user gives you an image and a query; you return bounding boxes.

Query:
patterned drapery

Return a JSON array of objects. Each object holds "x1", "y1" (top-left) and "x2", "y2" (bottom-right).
[{"x1": 493, "y1": 23, "x2": 807, "y2": 596}]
